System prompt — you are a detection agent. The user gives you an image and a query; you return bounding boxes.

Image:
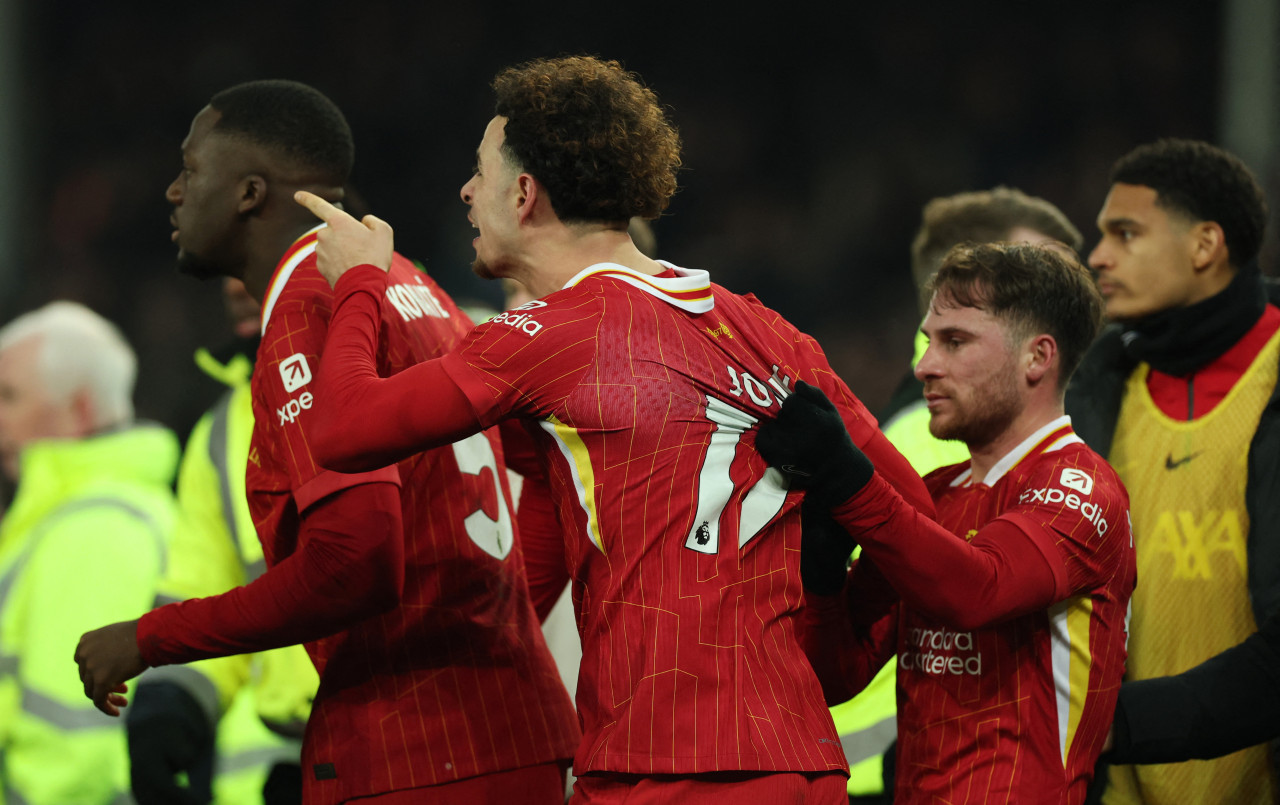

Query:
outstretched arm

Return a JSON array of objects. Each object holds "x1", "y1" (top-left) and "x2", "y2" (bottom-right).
[
  {"x1": 292, "y1": 191, "x2": 485, "y2": 471},
  {"x1": 76, "y1": 481, "x2": 404, "y2": 715},
  {"x1": 758, "y1": 381, "x2": 1061, "y2": 630}
]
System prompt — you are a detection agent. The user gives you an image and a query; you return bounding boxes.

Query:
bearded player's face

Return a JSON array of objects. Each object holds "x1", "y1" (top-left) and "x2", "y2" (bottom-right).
[
  {"x1": 166, "y1": 106, "x2": 248, "y2": 281},
  {"x1": 914, "y1": 293, "x2": 1026, "y2": 452}
]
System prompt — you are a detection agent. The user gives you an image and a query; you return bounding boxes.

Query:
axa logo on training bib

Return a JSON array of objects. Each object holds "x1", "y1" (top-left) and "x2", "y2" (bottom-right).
[
  {"x1": 489, "y1": 299, "x2": 547, "y2": 336},
  {"x1": 280, "y1": 353, "x2": 312, "y2": 393}
]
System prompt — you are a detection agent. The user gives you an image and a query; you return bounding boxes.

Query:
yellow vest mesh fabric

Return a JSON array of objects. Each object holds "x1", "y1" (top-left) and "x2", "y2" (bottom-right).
[{"x1": 1103, "y1": 329, "x2": 1280, "y2": 805}]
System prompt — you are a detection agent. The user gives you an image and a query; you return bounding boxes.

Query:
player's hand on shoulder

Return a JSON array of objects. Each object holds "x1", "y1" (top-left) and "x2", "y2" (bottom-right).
[
  {"x1": 294, "y1": 190, "x2": 393, "y2": 287},
  {"x1": 755, "y1": 380, "x2": 874, "y2": 506}
]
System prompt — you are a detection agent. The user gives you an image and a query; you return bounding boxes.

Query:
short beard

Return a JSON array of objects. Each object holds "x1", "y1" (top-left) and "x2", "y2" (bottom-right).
[
  {"x1": 471, "y1": 257, "x2": 497, "y2": 280},
  {"x1": 929, "y1": 371, "x2": 1021, "y2": 449}
]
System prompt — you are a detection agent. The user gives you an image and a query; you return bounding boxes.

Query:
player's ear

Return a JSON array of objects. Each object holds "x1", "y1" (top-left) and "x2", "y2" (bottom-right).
[
  {"x1": 1189, "y1": 220, "x2": 1226, "y2": 272},
  {"x1": 515, "y1": 173, "x2": 540, "y2": 224},
  {"x1": 1025, "y1": 334, "x2": 1057, "y2": 385},
  {"x1": 238, "y1": 174, "x2": 268, "y2": 214}
]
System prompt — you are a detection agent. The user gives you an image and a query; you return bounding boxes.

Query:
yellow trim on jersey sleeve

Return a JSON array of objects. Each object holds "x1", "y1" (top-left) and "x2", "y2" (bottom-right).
[{"x1": 542, "y1": 415, "x2": 606, "y2": 554}]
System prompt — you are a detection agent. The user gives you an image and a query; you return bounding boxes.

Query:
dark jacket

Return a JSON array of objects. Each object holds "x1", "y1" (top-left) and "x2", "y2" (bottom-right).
[
  {"x1": 1066, "y1": 279, "x2": 1280, "y2": 785},
  {"x1": 1108, "y1": 609, "x2": 1280, "y2": 764},
  {"x1": 1065, "y1": 278, "x2": 1280, "y2": 626}
]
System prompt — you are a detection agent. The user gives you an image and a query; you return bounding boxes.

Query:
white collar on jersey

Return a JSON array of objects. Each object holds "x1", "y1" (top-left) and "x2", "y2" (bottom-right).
[
  {"x1": 260, "y1": 223, "x2": 326, "y2": 336},
  {"x1": 949, "y1": 414, "x2": 1082, "y2": 488},
  {"x1": 562, "y1": 261, "x2": 715, "y2": 314}
]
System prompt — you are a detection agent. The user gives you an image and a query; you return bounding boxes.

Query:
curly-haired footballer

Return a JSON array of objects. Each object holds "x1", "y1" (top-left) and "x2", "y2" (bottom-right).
[{"x1": 294, "y1": 55, "x2": 934, "y2": 803}]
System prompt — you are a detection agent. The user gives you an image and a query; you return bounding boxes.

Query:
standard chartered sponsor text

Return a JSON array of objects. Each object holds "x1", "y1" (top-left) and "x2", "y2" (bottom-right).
[{"x1": 901, "y1": 626, "x2": 983, "y2": 676}]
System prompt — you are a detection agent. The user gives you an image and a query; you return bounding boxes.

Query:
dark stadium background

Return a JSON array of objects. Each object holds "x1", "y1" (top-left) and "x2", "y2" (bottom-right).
[{"x1": 1, "y1": 0, "x2": 1271, "y2": 440}]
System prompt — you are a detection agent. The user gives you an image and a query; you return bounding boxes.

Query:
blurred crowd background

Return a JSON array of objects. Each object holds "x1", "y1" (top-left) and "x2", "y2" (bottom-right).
[{"x1": 0, "y1": 0, "x2": 1275, "y2": 442}]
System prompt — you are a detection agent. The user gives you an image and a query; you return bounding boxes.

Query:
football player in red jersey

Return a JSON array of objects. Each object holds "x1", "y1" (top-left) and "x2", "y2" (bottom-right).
[
  {"x1": 293, "y1": 56, "x2": 934, "y2": 804},
  {"x1": 74, "y1": 80, "x2": 579, "y2": 805},
  {"x1": 758, "y1": 242, "x2": 1136, "y2": 804}
]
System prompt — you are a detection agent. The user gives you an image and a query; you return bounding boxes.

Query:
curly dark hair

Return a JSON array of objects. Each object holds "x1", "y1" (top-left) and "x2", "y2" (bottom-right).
[
  {"x1": 492, "y1": 56, "x2": 681, "y2": 224},
  {"x1": 928, "y1": 242, "x2": 1104, "y2": 391},
  {"x1": 1111, "y1": 138, "x2": 1266, "y2": 269},
  {"x1": 209, "y1": 79, "x2": 354, "y2": 186}
]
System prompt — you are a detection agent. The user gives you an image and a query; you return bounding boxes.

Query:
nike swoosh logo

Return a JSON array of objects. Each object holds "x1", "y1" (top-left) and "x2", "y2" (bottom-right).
[
  {"x1": 781, "y1": 464, "x2": 813, "y2": 477},
  {"x1": 1165, "y1": 451, "x2": 1202, "y2": 470}
]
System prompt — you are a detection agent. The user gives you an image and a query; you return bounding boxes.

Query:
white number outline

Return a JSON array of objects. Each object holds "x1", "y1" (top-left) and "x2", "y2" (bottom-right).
[
  {"x1": 684, "y1": 395, "x2": 789, "y2": 554},
  {"x1": 450, "y1": 432, "x2": 514, "y2": 559}
]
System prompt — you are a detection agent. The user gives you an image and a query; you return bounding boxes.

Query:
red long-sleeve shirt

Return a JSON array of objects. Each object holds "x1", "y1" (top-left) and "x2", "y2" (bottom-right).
[
  {"x1": 137, "y1": 231, "x2": 578, "y2": 804},
  {"x1": 309, "y1": 261, "x2": 935, "y2": 777},
  {"x1": 808, "y1": 418, "x2": 1135, "y2": 804}
]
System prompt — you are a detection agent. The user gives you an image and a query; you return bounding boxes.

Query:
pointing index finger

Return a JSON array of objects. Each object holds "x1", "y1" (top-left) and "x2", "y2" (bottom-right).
[{"x1": 295, "y1": 190, "x2": 340, "y2": 222}]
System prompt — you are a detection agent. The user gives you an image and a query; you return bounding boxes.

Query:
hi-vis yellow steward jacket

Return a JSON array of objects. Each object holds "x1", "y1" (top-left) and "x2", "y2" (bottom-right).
[{"x1": 0, "y1": 424, "x2": 178, "y2": 805}]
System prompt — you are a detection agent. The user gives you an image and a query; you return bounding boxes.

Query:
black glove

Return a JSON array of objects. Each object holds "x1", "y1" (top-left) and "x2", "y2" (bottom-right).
[
  {"x1": 800, "y1": 496, "x2": 857, "y2": 595},
  {"x1": 126, "y1": 681, "x2": 215, "y2": 805},
  {"x1": 263, "y1": 761, "x2": 304, "y2": 805},
  {"x1": 755, "y1": 380, "x2": 874, "y2": 506}
]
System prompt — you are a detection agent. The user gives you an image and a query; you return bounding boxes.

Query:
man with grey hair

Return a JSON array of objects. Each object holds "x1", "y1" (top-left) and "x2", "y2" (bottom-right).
[{"x1": 0, "y1": 301, "x2": 178, "y2": 804}]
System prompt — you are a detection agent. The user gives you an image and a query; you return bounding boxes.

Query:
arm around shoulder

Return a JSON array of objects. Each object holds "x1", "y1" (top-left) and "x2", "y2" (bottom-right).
[{"x1": 311, "y1": 268, "x2": 483, "y2": 471}]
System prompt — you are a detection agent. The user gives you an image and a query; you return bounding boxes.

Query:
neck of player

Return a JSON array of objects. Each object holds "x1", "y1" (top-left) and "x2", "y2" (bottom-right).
[
  {"x1": 513, "y1": 225, "x2": 665, "y2": 300},
  {"x1": 241, "y1": 216, "x2": 339, "y2": 303},
  {"x1": 967, "y1": 399, "x2": 1066, "y2": 486}
]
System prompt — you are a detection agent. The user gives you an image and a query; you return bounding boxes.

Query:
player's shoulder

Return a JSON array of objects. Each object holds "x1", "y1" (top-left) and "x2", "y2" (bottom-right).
[
  {"x1": 714, "y1": 286, "x2": 798, "y2": 331},
  {"x1": 469, "y1": 282, "x2": 603, "y2": 345},
  {"x1": 704, "y1": 286, "x2": 826, "y2": 376},
  {"x1": 382, "y1": 253, "x2": 469, "y2": 326},
  {"x1": 262, "y1": 247, "x2": 332, "y2": 333},
  {"x1": 1015, "y1": 438, "x2": 1127, "y2": 505}
]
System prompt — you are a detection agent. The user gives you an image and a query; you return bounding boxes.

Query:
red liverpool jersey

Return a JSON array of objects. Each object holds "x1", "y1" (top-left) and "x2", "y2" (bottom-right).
[
  {"x1": 894, "y1": 419, "x2": 1135, "y2": 804},
  {"x1": 247, "y1": 228, "x2": 579, "y2": 803},
  {"x1": 437, "y1": 262, "x2": 933, "y2": 776}
]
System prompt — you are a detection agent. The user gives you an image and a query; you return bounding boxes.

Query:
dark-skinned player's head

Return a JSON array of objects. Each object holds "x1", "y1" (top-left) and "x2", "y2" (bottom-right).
[
  {"x1": 167, "y1": 80, "x2": 353, "y2": 281},
  {"x1": 1108, "y1": 138, "x2": 1265, "y2": 272},
  {"x1": 492, "y1": 56, "x2": 681, "y2": 225},
  {"x1": 208, "y1": 80, "x2": 354, "y2": 188}
]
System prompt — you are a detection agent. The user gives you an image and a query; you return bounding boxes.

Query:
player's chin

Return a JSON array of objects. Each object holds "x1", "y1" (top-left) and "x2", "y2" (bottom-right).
[
  {"x1": 1102, "y1": 293, "x2": 1153, "y2": 323},
  {"x1": 471, "y1": 257, "x2": 498, "y2": 280},
  {"x1": 927, "y1": 414, "x2": 958, "y2": 442},
  {"x1": 176, "y1": 253, "x2": 226, "y2": 282}
]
